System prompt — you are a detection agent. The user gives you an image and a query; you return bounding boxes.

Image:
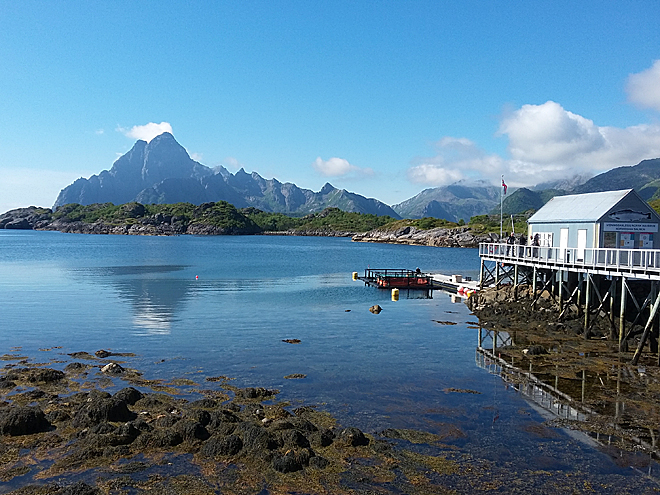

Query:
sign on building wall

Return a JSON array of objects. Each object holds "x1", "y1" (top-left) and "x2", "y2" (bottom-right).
[
  {"x1": 620, "y1": 233, "x2": 635, "y2": 248},
  {"x1": 604, "y1": 222, "x2": 658, "y2": 233},
  {"x1": 640, "y1": 233, "x2": 654, "y2": 248}
]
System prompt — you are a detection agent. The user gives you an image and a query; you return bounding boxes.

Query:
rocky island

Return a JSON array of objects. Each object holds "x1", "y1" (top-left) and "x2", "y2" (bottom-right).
[{"x1": 0, "y1": 204, "x2": 499, "y2": 247}]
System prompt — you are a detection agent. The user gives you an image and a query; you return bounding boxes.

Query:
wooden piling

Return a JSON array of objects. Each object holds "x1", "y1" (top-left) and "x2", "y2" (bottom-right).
[
  {"x1": 619, "y1": 277, "x2": 627, "y2": 353},
  {"x1": 584, "y1": 274, "x2": 591, "y2": 339}
]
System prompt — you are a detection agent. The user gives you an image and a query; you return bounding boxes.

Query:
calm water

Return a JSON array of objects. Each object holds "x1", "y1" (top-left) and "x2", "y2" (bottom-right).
[{"x1": 0, "y1": 230, "x2": 656, "y2": 491}]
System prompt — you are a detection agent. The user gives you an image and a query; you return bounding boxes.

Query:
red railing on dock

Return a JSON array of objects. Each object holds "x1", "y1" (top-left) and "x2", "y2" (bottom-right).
[{"x1": 362, "y1": 268, "x2": 432, "y2": 289}]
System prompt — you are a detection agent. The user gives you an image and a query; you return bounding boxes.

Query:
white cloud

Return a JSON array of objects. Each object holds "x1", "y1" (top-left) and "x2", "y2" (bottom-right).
[
  {"x1": 407, "y1": 163, "x2": 464, "y2": 185},
  {"x1": 498, "y1": 101, "x2": 660, "y2": 177},
  {"x1": 626, "y1": 60, "x2": 660, "y2": 112},
  {"x1": 190, "y1": 152, "x2": 203, "y2": 162},
  {"x1": 117, "y1": 122, "x2": 173, "y2": 142},
  {"x1": 312, "y1": 157, "x2": 374, "y2": 178},
  {"x1": 408, "y1": 100, "x2": 660, "y2": 189},
  {"x1": 407, "y1": 138, "x2": 505, "y2": 186},
  {"x1": 499, "y1": 101, "x2": 605, "y2": 164}
]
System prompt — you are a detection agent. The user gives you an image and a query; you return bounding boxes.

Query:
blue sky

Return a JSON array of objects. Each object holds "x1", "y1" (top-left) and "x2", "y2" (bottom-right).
[{"x1": 1, "y1": 1, "x2": 660, "y2": 213}]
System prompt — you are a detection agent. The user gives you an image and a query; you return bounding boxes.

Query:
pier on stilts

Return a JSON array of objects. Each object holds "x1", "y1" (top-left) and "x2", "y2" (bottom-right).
[{"x1": 479, "y1": 242, "x2": 660, "y2": 365}]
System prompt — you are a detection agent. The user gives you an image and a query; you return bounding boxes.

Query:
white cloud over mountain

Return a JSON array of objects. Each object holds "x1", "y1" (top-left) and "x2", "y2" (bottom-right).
[
  {"x1": 410, "y1": 110, "x2": 660, "y2": 188},
  {"x1": 117, "y1": 122, "x2": 173, "y2": 142},
  {"x1": 312, "y1": 157, "x2": 374, "y2": 178}
]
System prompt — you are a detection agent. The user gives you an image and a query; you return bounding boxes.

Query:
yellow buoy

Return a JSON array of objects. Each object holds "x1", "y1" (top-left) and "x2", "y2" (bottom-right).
[
  {"x1": 392, "y1": 288, "x2": 399, "y2": 301},
  {"x1": 352, "y1": 272, "x2": 358, "y2": 281}
]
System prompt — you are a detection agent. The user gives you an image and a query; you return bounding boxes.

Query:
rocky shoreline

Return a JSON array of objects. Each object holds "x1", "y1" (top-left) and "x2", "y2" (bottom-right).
[
  {"x1": 0, "y1": 349, "x2": 476, "y2": 494},
  {"x1": 0, "y1": 206, "x2": 499, "y2": 246},
  {"x1": 352, "y1": 225, "x2": 499, "y2": 248}
]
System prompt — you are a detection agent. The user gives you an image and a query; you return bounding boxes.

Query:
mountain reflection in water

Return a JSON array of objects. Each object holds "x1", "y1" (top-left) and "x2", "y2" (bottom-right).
[{"x1": 72, "y1": 265, "x2": 192, "y2": 335}]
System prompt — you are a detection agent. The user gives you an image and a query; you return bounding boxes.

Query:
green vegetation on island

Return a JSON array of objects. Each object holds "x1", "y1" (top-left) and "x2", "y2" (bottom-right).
[{"x1": 47, "y1": 202, "x2": 397, "y2": 234}]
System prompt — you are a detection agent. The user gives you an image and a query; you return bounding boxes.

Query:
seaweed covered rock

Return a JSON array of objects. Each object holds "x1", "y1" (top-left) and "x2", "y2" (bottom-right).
[
  {"x1": 201, "y1": 434, "x2": 243, "y2": 457},
  {"x1": 0, "y1": 405, "x2": 51, "y2": 436},
  {"x1": 338, "y1": 427, "x2": 369, "y2": 446},
  {"x1": 72, "y1": 397, "x2": 135, "y2": 428},
  {"x1": 113, "y1": 387, "x2": 143, "y2": 405}
]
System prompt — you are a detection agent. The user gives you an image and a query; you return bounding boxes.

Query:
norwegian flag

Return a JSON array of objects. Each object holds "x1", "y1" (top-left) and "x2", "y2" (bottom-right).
[{"x1": 501, "y1": 178, "x2": 507, "y2": 195}]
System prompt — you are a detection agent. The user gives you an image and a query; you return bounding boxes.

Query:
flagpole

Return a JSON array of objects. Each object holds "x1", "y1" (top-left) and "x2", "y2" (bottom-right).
[{"x1": 500, "y1": 175, "x2": 503, "y2": 239}]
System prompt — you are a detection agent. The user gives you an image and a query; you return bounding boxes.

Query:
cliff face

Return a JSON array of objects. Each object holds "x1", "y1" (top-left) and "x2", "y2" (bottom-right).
[
  {"x1": 53, "y1": 134, "x2": 400, "y2": 218},
  {"x1": 54, "y1": 133, "x2": 213, "y2": 207}
]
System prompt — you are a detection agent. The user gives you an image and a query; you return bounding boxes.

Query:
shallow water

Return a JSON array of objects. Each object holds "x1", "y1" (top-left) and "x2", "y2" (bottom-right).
[{"x1": 1, "y1": 230, "x2": 658, "y2": 492}]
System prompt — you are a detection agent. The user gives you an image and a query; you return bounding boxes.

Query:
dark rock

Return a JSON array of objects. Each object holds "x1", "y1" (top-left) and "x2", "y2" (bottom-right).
[
  {"x1": 95, "y1": 350, "x2": 112, "y2": 358},
  {"x1": 272, "y1": 448, "x2": 313, "y2": 473},
  {"x1": 289, "y1": 417, "x2": 318, "y2": 433},
  {"x1": 280, "y1": 429, "x2": 310, "y2": 449},
  {"x1": 46, "y1": 409, "x2": 71, "y2": 423},
  {"x1": 201, "y1": 434, "x2": 243, "y2": 457},
  {"x1": 73, "y1": 398, "x2": 135, "y2": 428},
  {"x1": 309, "y1": 455, "x2": 330, "y2": 469},
  {"x1": 67, "y1": 352, "x2": 95, "y2": 360},
  {"x1": 0, "y1": 377, "x2": 16, "y2": 389},
  {"x1": 100, "y1": 362, "x2": 124, "y2": 374},
  {"x1": 128, "y1": 418, "x2": 152, "y2": 433},
  {"x1": 113, "y1": 387, "x2": 143, "y2": 405},
  {"x1": 89, "y1": 422, "x2": 116, "y2": 435},
  {"x1": 64, "y1": 362, "x2": 86, "y2": 373},
  {"x1": 311, "y1": 428, "x2": 335, "y2": 447},
  {"x1": 4, "y1": 218, "x2": 31, "y2": 229},
  {"x1": 174, "y1": 419, "x2": 210, "y2": 441},
  {"x1": 269, "y1": 419, "x2": 294, "y2": 431},
  {"x1": 26, "y1": 368, "x2": 65, "y2": 383},
  {"x1": 272, "y1": 452, "x2": 303, "y2": 473},
  {"x1": 133, "y1": 428, "x2": 183, "y2": 449},
  {"x1": 154, "y1": 415, "x2": 180, "y2": 428},
  {"x1": 185, "y1": 409, "x2": 211, "y2": 426},
  {"x1": 338, "y1": 427, "x2": 369, "y2": 446},
  {"x1": 187, "y1": 398, "x2": 218, "y2": 409},
  {"x1": 369, "y1": 305, "x2": 382, "y2": 314},
  {"x1": 242, "y1": 424, "x2": 280, "y2": 451},
  {"x1": 135, "y1": 395, "x2": 163, "y2": 409},
  {"x1": 525, "y1": 345, "x2": 548, "y2": 356},
  {"x1": 235, "y1": 387, "x2": 277, "y2": 400},
  {"x1": 0, "y1": 405, "x2": 51, "y2": 436}
]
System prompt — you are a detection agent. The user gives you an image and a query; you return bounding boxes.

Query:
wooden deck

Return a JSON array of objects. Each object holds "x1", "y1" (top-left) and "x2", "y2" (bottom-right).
[{"x1": 480, "y1": 242, "x2": 660, "y2": 280}]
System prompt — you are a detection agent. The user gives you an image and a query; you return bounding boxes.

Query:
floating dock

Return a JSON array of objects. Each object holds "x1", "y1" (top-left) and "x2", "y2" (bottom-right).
[{"x1": 355, "y1": 268, "x2": 478, "y2": 296}]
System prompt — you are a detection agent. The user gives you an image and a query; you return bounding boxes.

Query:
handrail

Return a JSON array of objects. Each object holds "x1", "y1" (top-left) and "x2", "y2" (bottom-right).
[{"x1": 479, "y1": 242, "x2": 660, "y2": 274}]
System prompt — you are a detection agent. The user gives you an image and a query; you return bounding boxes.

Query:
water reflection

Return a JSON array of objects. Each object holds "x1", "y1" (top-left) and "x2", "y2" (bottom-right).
[
  {"x1": 475, "y1": 327, "x2": 660, "y2": 473},
  {"x1": 71, "y1": 265, "x2": 193, "y2": 335}
]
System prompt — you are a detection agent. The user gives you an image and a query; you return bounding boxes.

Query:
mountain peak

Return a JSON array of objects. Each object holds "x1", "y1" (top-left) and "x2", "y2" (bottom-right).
[{"x1": 320, "y1": 183, "x2": 336, "y2": 195}]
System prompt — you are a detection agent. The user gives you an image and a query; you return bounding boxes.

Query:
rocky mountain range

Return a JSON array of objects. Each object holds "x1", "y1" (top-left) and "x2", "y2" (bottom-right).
[
  {"x1": 392, "y1": 181, "x2": 501, "y2": 223},
  {"x1": 51, "y1": 132, "x2": 660, "y2": 222},
  {"x1": 54, "y1": 133, "x2": 400, "y2": 218},
  {"x1": 494, "y1": 158, "x2": 660, "y2": 216}
]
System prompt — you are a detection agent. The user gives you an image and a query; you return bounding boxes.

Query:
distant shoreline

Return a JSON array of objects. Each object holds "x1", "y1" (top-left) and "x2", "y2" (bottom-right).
[{"x1": 0, "y1": 205, "x2": 496, "y2": 248}]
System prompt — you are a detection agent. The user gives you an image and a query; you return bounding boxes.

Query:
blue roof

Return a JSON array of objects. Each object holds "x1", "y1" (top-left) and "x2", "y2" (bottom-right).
[{"x1": 528, "y1": 189, "x2": 639, "y2": 223}]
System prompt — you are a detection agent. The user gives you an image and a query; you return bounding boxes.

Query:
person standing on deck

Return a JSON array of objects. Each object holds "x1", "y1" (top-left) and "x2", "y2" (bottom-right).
[
  {"x1": 518, "y1": 234, "x2": 526, "y2": 257},
  {"x1": 506, "y1": 232, "x2": 515, "y2": 256}
]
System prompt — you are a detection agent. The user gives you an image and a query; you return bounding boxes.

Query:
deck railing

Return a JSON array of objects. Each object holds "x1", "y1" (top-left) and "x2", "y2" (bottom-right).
[{"x1": 479, "y1": 242, "x2": 660, "y2": 275}]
